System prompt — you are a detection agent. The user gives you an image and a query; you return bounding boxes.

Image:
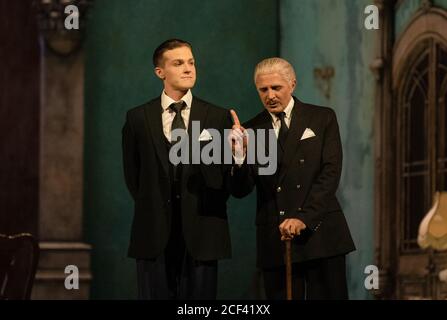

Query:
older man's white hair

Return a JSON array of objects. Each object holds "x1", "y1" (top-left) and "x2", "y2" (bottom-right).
[{"x1": 254, "y1": 57, "x2": 296, "y2": 84}]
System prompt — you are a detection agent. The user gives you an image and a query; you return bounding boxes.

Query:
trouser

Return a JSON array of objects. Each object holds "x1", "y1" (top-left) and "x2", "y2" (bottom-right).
[
  {"x1": 136, "y1": 195, "x2": 217, "y2": 300},
  {"x1": 263, "y1": 254, "x2": 348, "y2": 300}
]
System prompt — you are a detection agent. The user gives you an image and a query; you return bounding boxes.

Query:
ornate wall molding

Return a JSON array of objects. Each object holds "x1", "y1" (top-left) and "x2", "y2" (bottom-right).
[
  {"x1": 393, "y1": 7, "x2": 447, "y2": 87},
  {"x1": 34, "y1": 0, "x2": 92, "y2": 55},
  {"x1": 375, "y1": 3, "x2": 447, "y2": 299},
  {"x1": 372, "y1": 0, "x2": 396, "y2": 299},
  {"x1": 31, "y1": 0, "x2": 93, "y2": 299}
]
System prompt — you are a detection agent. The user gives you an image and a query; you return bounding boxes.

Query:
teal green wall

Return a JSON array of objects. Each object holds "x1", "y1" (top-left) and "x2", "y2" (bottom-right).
[
  {"x1": 84, "y1": 0, "x2": 278, "y2": 299},
  {"x1": 280, "y1": 0, "x2": 376, "y2": 299}
]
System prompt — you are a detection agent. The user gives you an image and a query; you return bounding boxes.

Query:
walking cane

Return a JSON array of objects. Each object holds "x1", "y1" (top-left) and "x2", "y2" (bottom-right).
[{"x1": 285, "y1": 239, "x2": 292, "y2": 300}]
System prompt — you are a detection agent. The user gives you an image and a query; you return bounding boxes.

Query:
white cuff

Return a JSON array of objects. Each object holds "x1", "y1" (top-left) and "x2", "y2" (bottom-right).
[{"x1": 233, "y1": 154, "x2": 246, "y2": 166}]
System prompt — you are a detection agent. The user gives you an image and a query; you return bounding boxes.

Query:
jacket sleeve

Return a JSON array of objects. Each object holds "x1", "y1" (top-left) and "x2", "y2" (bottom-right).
[
  {"x1": 122, "y1": 111, "x2": 140, "y2": 200},
  {"x1": 221, "y1": 110, "x2": 235, "y2": 188},
  {"x1": 227, "y1": 161, "x2": 256, "y2": 198},
  {"x1": 288, "y1": 109, "x2": 343, "y2": 230}
]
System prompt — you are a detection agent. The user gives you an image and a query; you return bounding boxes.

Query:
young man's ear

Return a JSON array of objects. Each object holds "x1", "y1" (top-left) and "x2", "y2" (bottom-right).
[{"x1": 154, "y1": 67, "x2": 165, "y2": 80}]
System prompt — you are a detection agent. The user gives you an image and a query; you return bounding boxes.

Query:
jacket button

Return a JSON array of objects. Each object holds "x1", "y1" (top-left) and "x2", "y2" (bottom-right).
[
  {"x1": 279, "y1": 211, "x2": 285, "y2": 216},
  {"x1": 297, "y1": 184, "x2": 301, "y2": 189},
  {"x1": 276, "y1": 187, "x2": 282, "y2": 193},
  {"x1": 298, "y1": 207, "x2": 302, "y2": 211}
]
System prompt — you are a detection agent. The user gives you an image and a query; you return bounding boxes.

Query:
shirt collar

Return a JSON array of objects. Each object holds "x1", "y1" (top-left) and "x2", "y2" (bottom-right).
[
  {"x1": 161, "y1": 89, "x2": 193, "y2": 111},
  {"x1": 269, "y1": 97, "x2": 294, "y2": 122}
]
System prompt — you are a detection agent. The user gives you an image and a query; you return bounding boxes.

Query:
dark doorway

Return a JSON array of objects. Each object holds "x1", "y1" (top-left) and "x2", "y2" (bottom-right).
[{"x1": 0, "y1": 0, "x2": 40, "y2": 236}]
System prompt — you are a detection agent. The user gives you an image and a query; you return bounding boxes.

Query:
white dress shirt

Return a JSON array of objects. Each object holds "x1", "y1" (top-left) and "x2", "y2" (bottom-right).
[
  {"x1": 268, "y1": 97, "x2": 294, "y2": 138},
  {"x1": 161, "y1": 89, "x2": 193, "y2": 141}
]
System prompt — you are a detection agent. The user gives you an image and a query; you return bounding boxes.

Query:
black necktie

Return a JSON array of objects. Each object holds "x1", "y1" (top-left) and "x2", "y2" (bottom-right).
[
  {"x1": 277, "y1": 112, "x2": 288, "y2": 150},
  {"x1": 169, "y1": 101, "x2": 186, "y2": 143},
  {"x1": 276, "y1": 112, "x2": 288, "y2": 166},
  {"x1": 169, "y1": 101, "x2": 187, "y2": 186}
]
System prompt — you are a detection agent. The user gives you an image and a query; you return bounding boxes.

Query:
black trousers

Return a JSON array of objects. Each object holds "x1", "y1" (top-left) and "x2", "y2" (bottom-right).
[
  {"x1": 263, "y1": 255, "x2": 348, "y2": 300},
  {"x1": 136, "y1": 195, "x2": 217, "y2": 300}
]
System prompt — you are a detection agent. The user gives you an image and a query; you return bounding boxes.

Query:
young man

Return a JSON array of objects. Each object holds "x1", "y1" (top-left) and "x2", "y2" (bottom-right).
[
  {"x1": 122, "y1": 39, "x2": 233, "y2": 299},
  {"x1": 229, "y1": 57, "x2": 355, "y2": 299}
]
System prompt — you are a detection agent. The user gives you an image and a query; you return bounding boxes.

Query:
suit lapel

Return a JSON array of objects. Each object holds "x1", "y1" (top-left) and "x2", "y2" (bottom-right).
[
  {"x1": 253, "y1": 110, "x2": 274, "y2": 156},
  {"x1": 255, "y1": 110, "x2": 274, "y2": 130},
  {"x1": 249, "y1": 110, "x2": 277, "y2": 187},
  {"x1": 187, "y1": 97, "x2": 208, "y2": 138},
  {"x1": 144, "y1": 98, "x2": 170, "y2": 178},
  {"x1": 182, "y1": 97, "x2": 208, "y2": 179},
  {"x1": 277, "y1": 98, "x2": 311, "y2": 184}
]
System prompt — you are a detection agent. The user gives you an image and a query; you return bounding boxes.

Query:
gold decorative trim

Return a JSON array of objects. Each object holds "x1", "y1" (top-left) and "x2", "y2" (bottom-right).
[{"x1": 33, "y1": 0, "x2": 93, "y2": 56}]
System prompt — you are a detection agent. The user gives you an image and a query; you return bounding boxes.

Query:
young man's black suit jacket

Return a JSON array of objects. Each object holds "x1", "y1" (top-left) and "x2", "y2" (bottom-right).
[
  {"x1": 230, "y1": 97, "x2": 355, "y2": 268},
  {"x1": 122, "y1": 96, "x2": 233, "y2": 261}
]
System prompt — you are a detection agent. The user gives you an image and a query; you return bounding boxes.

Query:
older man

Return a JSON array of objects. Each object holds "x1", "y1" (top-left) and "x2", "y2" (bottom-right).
[{"x1": 229, "y1": 57, "x2": 355, "y2": 299}]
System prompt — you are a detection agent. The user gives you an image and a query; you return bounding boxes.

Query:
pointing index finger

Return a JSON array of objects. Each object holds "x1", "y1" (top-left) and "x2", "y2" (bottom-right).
[{"x1": 230, "y1": 109, "x2": 241, "y2": 127}]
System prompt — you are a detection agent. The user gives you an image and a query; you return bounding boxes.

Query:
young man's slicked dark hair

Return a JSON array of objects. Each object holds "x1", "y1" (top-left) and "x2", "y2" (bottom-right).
[{"x1": 152, "y1": 39, "x2": 192, "y2": 67}]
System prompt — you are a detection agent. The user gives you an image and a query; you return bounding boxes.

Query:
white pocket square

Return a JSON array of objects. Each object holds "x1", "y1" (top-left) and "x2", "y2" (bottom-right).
[
  {"x1": 300, "y1": 128, "x2": 316, "y2": 140},
  {"x1": 198, "y1": 129, "x2": 213, "y2": 141}
]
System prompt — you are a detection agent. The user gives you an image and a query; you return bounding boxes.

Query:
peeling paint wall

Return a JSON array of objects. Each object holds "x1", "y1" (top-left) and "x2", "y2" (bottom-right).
[{"x1": 281, "y1": 0, "x2": 376, "y2": 299}]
